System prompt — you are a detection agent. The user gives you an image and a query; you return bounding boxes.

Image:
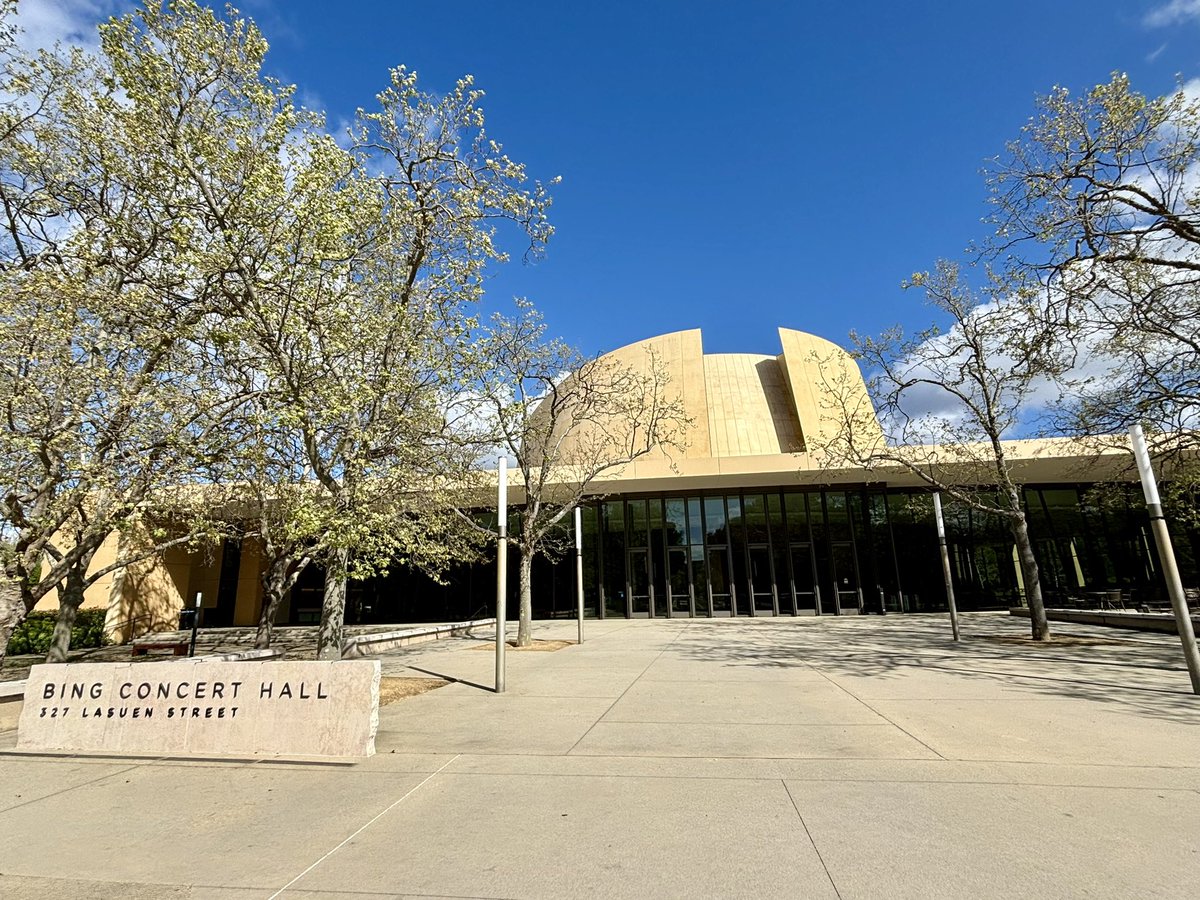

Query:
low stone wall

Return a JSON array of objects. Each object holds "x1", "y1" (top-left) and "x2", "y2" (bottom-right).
[
  {"x1": 340, "y1": 618, "x2": 495, "y2": 659},
  {"x1": 17, "y1": 659, "x2": 381, "y2": 758},
  {"x1": 0, "y1": 650, "x2": 284, "y2": 735},
  {"x1": 1009, "y1": 607, "x2": 1200, "y2": 634},
  {"x1": 194, "y1": 648, "x2": 283, "y2": 663},
  {"x1": 1, "y1": 679, "x2": 26, "y2": 733}
]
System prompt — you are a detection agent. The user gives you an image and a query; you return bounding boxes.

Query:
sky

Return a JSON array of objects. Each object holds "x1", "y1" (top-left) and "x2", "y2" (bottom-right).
[{"x1": 22, "y1": 0, "x2": 1200, "y2": 359}]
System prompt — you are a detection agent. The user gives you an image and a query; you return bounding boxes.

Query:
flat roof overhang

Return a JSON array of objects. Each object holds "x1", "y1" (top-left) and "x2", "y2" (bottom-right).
[{"x1": 574, "y1": 437, "x2": 1145, "y2": 498}]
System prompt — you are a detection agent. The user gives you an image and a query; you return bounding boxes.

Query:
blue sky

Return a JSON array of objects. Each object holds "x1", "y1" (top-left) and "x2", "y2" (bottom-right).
[{"x1": 30, "y1": 1, "x2": 1200, "y2": 358}]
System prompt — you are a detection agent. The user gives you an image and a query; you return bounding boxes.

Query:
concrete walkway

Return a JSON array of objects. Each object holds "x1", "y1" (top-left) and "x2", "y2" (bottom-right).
[{"x1": 2, "y1": 613, "x2": 1199, "y2": 898}]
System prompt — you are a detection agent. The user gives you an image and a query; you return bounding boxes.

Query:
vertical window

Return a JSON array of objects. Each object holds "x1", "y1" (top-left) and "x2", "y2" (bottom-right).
[{"x1": 603, "y1": 501, "x2": 626, "y2": 618}]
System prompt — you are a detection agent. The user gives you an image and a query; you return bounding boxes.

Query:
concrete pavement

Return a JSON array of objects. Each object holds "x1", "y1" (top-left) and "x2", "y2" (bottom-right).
[{"x1": 2, "y1": 612, "x2": 1198, "y2": 898}]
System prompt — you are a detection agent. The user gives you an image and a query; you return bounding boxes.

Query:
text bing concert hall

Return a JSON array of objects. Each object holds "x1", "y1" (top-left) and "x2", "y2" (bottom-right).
[{"x1": 67, "y1": 327, "x2": 1200, "y2": 638}]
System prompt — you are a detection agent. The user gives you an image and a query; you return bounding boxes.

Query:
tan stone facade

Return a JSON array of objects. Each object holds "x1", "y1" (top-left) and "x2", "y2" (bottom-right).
[{"x1": 35, "y1": 533, "x2": 267, "y2": 642}]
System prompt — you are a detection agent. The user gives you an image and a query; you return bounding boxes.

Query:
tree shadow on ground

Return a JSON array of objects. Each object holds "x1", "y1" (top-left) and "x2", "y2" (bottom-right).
[{"x1": 670, "y1": 614, "x2": 1200, "y2": 723}]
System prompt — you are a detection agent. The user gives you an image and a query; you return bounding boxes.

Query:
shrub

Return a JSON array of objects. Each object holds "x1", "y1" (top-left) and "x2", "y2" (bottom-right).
[{"x1": 6, "y1": 609, "x2": 110, "y2": 656}]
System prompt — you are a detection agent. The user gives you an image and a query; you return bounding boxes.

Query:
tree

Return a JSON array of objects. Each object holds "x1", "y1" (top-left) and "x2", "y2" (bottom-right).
[
  {"x1": 204, "y1": 65, "x2": 556, "y2": 659},
  {"x1": 189, "y1": 61, "x2": 556, "y2": 659},
  {"x1": 0, "y1": 0, "x2": 557, "y2": 665},
  {"x1": 289, "y1": 67, "x2": 556, "y2": 658},
  {"x1": 198, "y1": 406, "x2": 323, "y2": 650},
  {"x1": 471, "y1": 303, "x2": 690, "y2": 647},
  {"x1": 986, "y1": 73, "x2": 1200, "y2": 450},
  {"x1": 817, "y1": 262, "x2": 1066, "y2": 640},
  {"x1": 0, "y1": 1, "x2": 265, "y2": 663}
]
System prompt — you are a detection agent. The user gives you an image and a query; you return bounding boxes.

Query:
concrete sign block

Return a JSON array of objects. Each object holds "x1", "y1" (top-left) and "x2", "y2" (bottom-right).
[{"x1": 17, "y1": 659, "x2": 380, "y2": 758}]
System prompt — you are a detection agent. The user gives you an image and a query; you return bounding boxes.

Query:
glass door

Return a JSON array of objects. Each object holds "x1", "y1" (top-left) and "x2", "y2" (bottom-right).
[
  {"x1": 831, "y1": 541, "x2": 861, "y2": 614},
  {"x1": 789, "y1": 542, "x2": 818, "y2": 615},
  {"x1": 652, "y1": 561, "x2": 670, "y2": 618},
  {"x1": 691, "y1": 546, "x2": 710, "y2": 616},
  {"x1": 775, "y1": 545, "x2": 794, "y2": 615},
  {"x1": 629, "y1": 549, "x2": 651, "y2": 616},
  {"x1": 668, "y1": 548, "x2": 691, "y2": 616},
  {"x1": 708, "y1": 547, "x2": 732, "y2": 615},
  {"x1": 749, "y1": 545, "x2": 775, "y2": 614}
]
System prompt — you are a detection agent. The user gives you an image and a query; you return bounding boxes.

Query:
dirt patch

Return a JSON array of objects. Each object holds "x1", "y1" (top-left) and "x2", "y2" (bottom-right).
[
  {"x1": 977, "y1": 634, "x2": 1137, "y2": 647},
  {"x1": 379, "y1": 676, "x2": 448, "y2": 705},
  {"x1": 473, "y1": 639, "x2": 575, "y2": 652}
]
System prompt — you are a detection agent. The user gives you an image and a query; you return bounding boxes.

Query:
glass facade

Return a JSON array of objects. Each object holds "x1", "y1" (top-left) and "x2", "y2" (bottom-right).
[
  {"x1": 252, "y1": 483, "x2": 1200, "y2": 626},
  {"x1": 550, "y1": 485, "x2": 1200, "y2": 620}
]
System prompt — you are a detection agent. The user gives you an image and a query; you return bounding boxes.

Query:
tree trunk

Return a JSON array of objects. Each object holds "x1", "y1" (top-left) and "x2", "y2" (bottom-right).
[
  {"x1": 1010, "y1": 507, "x2": 1050, "y2": 642},
  {"x1": 316, "y1": 547, "x2": 349, "y2": 660},
  {"x1": 256, "y1": 555, "x2": 303, "y2": 650},
  {"x1": 517, "y1": 548, "x2": 533, "y2": 647},
  {"x1": 0, "y1": 576, "x2": 28, "y2": 668},
  {"x1": 47, "y1": 555, "x2": 91, "y2": 663},
  {"x1": 255, "y1": 569, "x2": 285, "y2": 650}
]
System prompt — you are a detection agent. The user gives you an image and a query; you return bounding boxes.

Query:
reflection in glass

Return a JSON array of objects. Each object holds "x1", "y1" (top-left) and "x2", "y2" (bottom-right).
[
  {"x1": 744, "y1": 494, "x2": 768, "y2": 542},
  {"x1": 726, "y1": 496, "x2": 744, "y2": 544},
  {"x1": 665, "y1": 499, "x2": 687, "y2": 547},
  {"x1": 826, "y1": 492, "x2": 851, "y2": 540},
  {"x1": 768, "y1": 493, "x2": 785, "y2": 545},
  {"x1": 786, "y1": 493, "x2": 809, "y2": 540},
  {"x1": 687, "y1": 497, "x2": 703, "y2": 546},
  {"x1": 629, "y1": 499, "x2": 648, "y2": 548},
  {"x1": 704, "y1": 497, "x2": 727, "y2": 544}
]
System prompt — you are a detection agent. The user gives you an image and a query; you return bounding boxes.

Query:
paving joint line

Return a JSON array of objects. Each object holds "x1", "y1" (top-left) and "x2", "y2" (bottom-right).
[
  {"x1": 0, "y1": 874, "x2": 268, "y2": 892},
  {"x1": 596, "y1": 719, "x2": 908, "y2": 726},
  {"x1": 782, "y1": 779, "x2": 843, "y2": 900},
  {"x1": 810, "y1": 668, "x2": 948, "y2": 760},
  {"x1": 267, "y1": 753, "x2": 461, "y2": 899},
  {"x1": 416, "y1": 770, "x2": 1200, "y2": 791},
  {"x1": 0, "y1": 761, "x2": 144, "y2": 816},
  {"x1": 563, "y1": 621, "x2": 691, "y2": 756}
]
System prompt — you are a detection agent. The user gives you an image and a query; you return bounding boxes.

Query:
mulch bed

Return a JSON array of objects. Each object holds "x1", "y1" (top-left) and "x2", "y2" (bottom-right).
[
  {"x1": 473, "y1": 639, "x2": 575, "y2": 652},
  {"x1": 379, "y1": 676, "x2": 448, "y2": 705}
]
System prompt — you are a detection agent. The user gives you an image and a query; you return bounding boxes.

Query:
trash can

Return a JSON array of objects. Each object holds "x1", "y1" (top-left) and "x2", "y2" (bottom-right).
[{"x1": 178, "y1": 608, "x2": 196, "y2": 631}]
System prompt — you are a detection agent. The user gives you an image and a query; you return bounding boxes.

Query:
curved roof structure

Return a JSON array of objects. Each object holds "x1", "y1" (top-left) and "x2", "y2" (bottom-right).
[
  {"x1": 596, "y1": 327, "x2": 881, "y2": 461},
  {"x1": 546, "y1": 326, "x2": 1111, "y2": 497}
]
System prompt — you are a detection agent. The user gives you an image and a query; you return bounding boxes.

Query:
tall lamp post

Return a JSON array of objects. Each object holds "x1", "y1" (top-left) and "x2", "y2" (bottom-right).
[
  {"x1": 575, "y1": 506, "x2": 585, "y2": 645},
  {"x1": 1129, "y1": 424, "x2": 1200, "y2": 695},
  {"x1": 932, "y1": 493, "x2": 961, "y2": 642},
  {"x1": 495, "y1": 457, "x2": 508, "y2": 694}
]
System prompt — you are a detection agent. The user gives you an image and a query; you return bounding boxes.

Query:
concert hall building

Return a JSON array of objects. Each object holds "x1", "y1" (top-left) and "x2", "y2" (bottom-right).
[{"x1": 62, "y1": 328, "x2": 1200, "y2": 638}]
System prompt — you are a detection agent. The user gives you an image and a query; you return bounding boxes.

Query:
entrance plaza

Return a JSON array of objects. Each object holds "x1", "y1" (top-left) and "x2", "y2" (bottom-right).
[{"x1": 2, "y1": 613, "x2": 1199, "y2": 899}]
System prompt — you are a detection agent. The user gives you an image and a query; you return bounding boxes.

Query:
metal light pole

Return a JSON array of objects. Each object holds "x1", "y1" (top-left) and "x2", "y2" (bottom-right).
[
  {"x1": 187, "y1": 591, "x2": 202, "y2": 657},
  {"x1": 932, "y1": 493, "x2": 961, "y2": 642},
  {"x1": 495, "y1": 457, "x2": 508, "y2": 694},
  {"x1": 574, "y1": 506, "x2": 585, "y2": 645},
  {"x1": 1129, "y1": 424, "x2": 1200, "y2": 695}
]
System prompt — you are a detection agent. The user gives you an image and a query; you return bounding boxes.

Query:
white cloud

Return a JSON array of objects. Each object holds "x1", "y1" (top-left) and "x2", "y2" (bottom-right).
[
  {"x1": 11, "y1": 0, "x2": 127, "y2": 54},
  {"x1": 1145, "y1": 0, "x2": 1200, "y2": 27}
]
